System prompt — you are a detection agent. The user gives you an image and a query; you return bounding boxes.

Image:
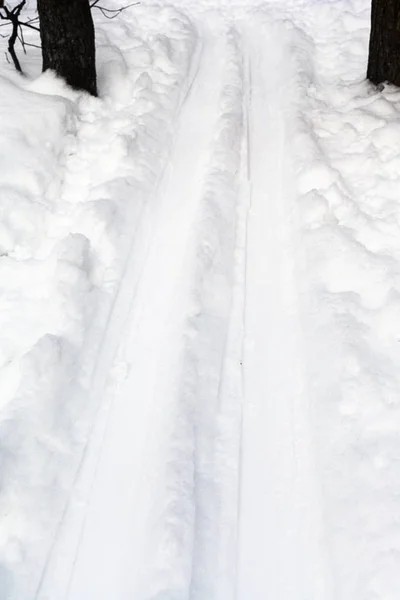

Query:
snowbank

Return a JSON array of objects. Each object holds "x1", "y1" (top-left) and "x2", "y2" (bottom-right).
[
  {"x1": 285, "y1": 1, "x2": 400, "y2": 597},
  {"x1": 0, "y1": 5, "x2": 196, "y2": 598}
]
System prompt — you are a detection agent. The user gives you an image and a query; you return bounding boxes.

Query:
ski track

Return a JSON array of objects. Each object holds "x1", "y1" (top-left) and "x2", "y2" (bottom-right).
[
  {"x1": 36, "y1": 11, "x2": 330, "y2": 600},
  {"x1": 236, "y1": 22, "x2": 332, "y2": 600}
]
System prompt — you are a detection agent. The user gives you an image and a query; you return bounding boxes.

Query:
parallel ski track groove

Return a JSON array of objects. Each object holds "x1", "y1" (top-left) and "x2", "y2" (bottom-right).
[{"x1": 34, "y1": 35, "x2": 204, "y2": 600}]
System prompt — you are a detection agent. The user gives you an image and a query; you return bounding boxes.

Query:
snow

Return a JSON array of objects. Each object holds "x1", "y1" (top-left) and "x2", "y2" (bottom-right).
[
  {"x1": 1, "y1": 0, "x2": 400, "y2": 599},
  {"x1": 290, "y1": 3, "x2": 400, "y2": 597},
  {"x1": 0, "y1": 5, "x2": 196, "y2": 598}
]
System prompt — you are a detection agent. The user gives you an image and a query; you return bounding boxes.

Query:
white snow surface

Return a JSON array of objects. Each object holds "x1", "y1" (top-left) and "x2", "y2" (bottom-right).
[{"x1": 1, "y1": 0, "x2": 400, "y2": 599}]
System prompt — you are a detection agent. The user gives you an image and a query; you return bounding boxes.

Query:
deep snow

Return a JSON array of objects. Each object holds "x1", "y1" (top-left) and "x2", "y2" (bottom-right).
[{"x1": 1, "y1": 0, "x2": 400, "y2": 599}]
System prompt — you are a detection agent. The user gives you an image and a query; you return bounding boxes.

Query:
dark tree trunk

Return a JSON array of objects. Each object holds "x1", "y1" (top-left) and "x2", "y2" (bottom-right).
[
  {"x1": 37, "y1": 0, "x2": 97, "y2": 96},
  {"x1": 367, "y1": 0, "x2": 400, "y2": 86}
]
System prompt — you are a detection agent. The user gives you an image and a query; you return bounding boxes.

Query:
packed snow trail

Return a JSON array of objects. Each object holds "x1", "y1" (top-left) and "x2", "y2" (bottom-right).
[
  {"x1": 36, "y1": 21, "x2": 245, "y2": 600},
  {"x1": 63, "y1": 27, "x2": 227, "y2": 600},
  {"x1": 34, "y1": 11, "x2": 330, "y2": 600},
  {"x1": 237, "y1": 23, "x2": 332, "y2": 600}
]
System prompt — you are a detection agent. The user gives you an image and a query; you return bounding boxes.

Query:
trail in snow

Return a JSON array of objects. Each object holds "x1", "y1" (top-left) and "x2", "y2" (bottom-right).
[
  {"x1": 63, "y1": 27, "x2": 225, "y2": 600},
  {"x1": 37, "y1": 22, "x2": 237, "y2": 600},
  {"x1": 33, "y1": 13, "x2": 331, "y2": 600},
  {"x1": 237, "y1": 22, "x2": 331, "y2": 600}
]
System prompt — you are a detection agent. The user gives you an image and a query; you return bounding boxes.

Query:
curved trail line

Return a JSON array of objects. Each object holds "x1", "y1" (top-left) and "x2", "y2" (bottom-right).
[{"x1": 236, "y1": 21, "x2": 332, "y2": 600}]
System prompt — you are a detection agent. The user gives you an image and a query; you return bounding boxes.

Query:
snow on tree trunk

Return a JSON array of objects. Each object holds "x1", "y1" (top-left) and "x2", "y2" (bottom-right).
[
  {"x1": 37, "y1": 0, "x2": 97, "y2": 96},
  {"x1": 367, "y1": 0, "x2": 400, "y2": 86}
]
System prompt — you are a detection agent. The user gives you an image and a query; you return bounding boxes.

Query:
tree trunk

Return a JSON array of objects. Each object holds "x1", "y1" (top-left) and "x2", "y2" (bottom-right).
[
  {"x1": 367, "y1": 0, "x2": 400, "y2": 86},
  {"x1": 37, "y1": 0, "x2": 97, "y2": 96}
]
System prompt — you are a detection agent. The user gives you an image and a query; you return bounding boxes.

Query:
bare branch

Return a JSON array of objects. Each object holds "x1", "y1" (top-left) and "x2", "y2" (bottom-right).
[
  {"x1": 18, "y1": 23, "x2": 26, "y2": 53},
  {"x1": 19, "y1": 39, "x2": 40, "y2": 49},
  {"x1": 19, "y1": 21, "x2": 40, "y2": 32},
  {"x1": 0, "y1": 0, "x2": 139, "y2": 74},
  {"x1": 0, "y1": 0, "x2": 27, "y2": 72},
  {"x1": 92, "y1": 1, "x2": 140, "y2": 19}
]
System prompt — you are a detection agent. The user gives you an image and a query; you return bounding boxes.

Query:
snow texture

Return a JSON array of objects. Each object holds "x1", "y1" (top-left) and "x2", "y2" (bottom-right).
[{"x1": 1, "y1": 0, "x2": 400, "y2": 599}]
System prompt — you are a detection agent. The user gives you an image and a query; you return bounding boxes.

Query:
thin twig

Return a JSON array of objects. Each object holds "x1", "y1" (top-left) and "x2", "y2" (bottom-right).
[
  {"x1": 18, "y1": 23, "x2": 26, "y2": 53},
  {"x1": 19, "y1": 39, "x2": 40, "y2": 48},
  {"x1": 19, "y1": 21, "x2": 40, "y2": 32},
  {"x1": 92, "y1": 1, "x2": 140, "y2": 19}
]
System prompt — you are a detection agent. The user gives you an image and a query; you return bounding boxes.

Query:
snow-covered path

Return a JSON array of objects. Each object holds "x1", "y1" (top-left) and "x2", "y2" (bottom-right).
[
  {"x1": 31, "y1": 14, "x2": 330, "y2": 600},
  {"x1": 49, "y1": 25, "x2": 229, "y2": 600},
  {"x1": 237, "y1": 24, "x2": 331, "y2": 600}
]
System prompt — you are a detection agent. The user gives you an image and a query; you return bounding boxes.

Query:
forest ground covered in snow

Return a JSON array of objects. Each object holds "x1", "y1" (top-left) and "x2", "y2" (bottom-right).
[{"x1": 1, "y1": 0, "x2": 400, "y2": 598}]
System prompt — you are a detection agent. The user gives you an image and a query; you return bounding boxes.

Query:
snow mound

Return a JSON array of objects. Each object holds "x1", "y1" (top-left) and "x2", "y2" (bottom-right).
[
  {"x1": 290, "y1": 1, "x2": 400, "y2": 597},
  {"x1": 0, "y1": 5, "x2": 196, "y2": 598}
]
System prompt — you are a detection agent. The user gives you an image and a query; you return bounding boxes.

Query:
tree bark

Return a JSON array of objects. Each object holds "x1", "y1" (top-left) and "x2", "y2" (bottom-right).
[
  {"x1": 37, "y1": 0, "x2": 97, "y2": 96},
  {"x1": 367, "y1": 0, "x2": 400, "y2": 86}
]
